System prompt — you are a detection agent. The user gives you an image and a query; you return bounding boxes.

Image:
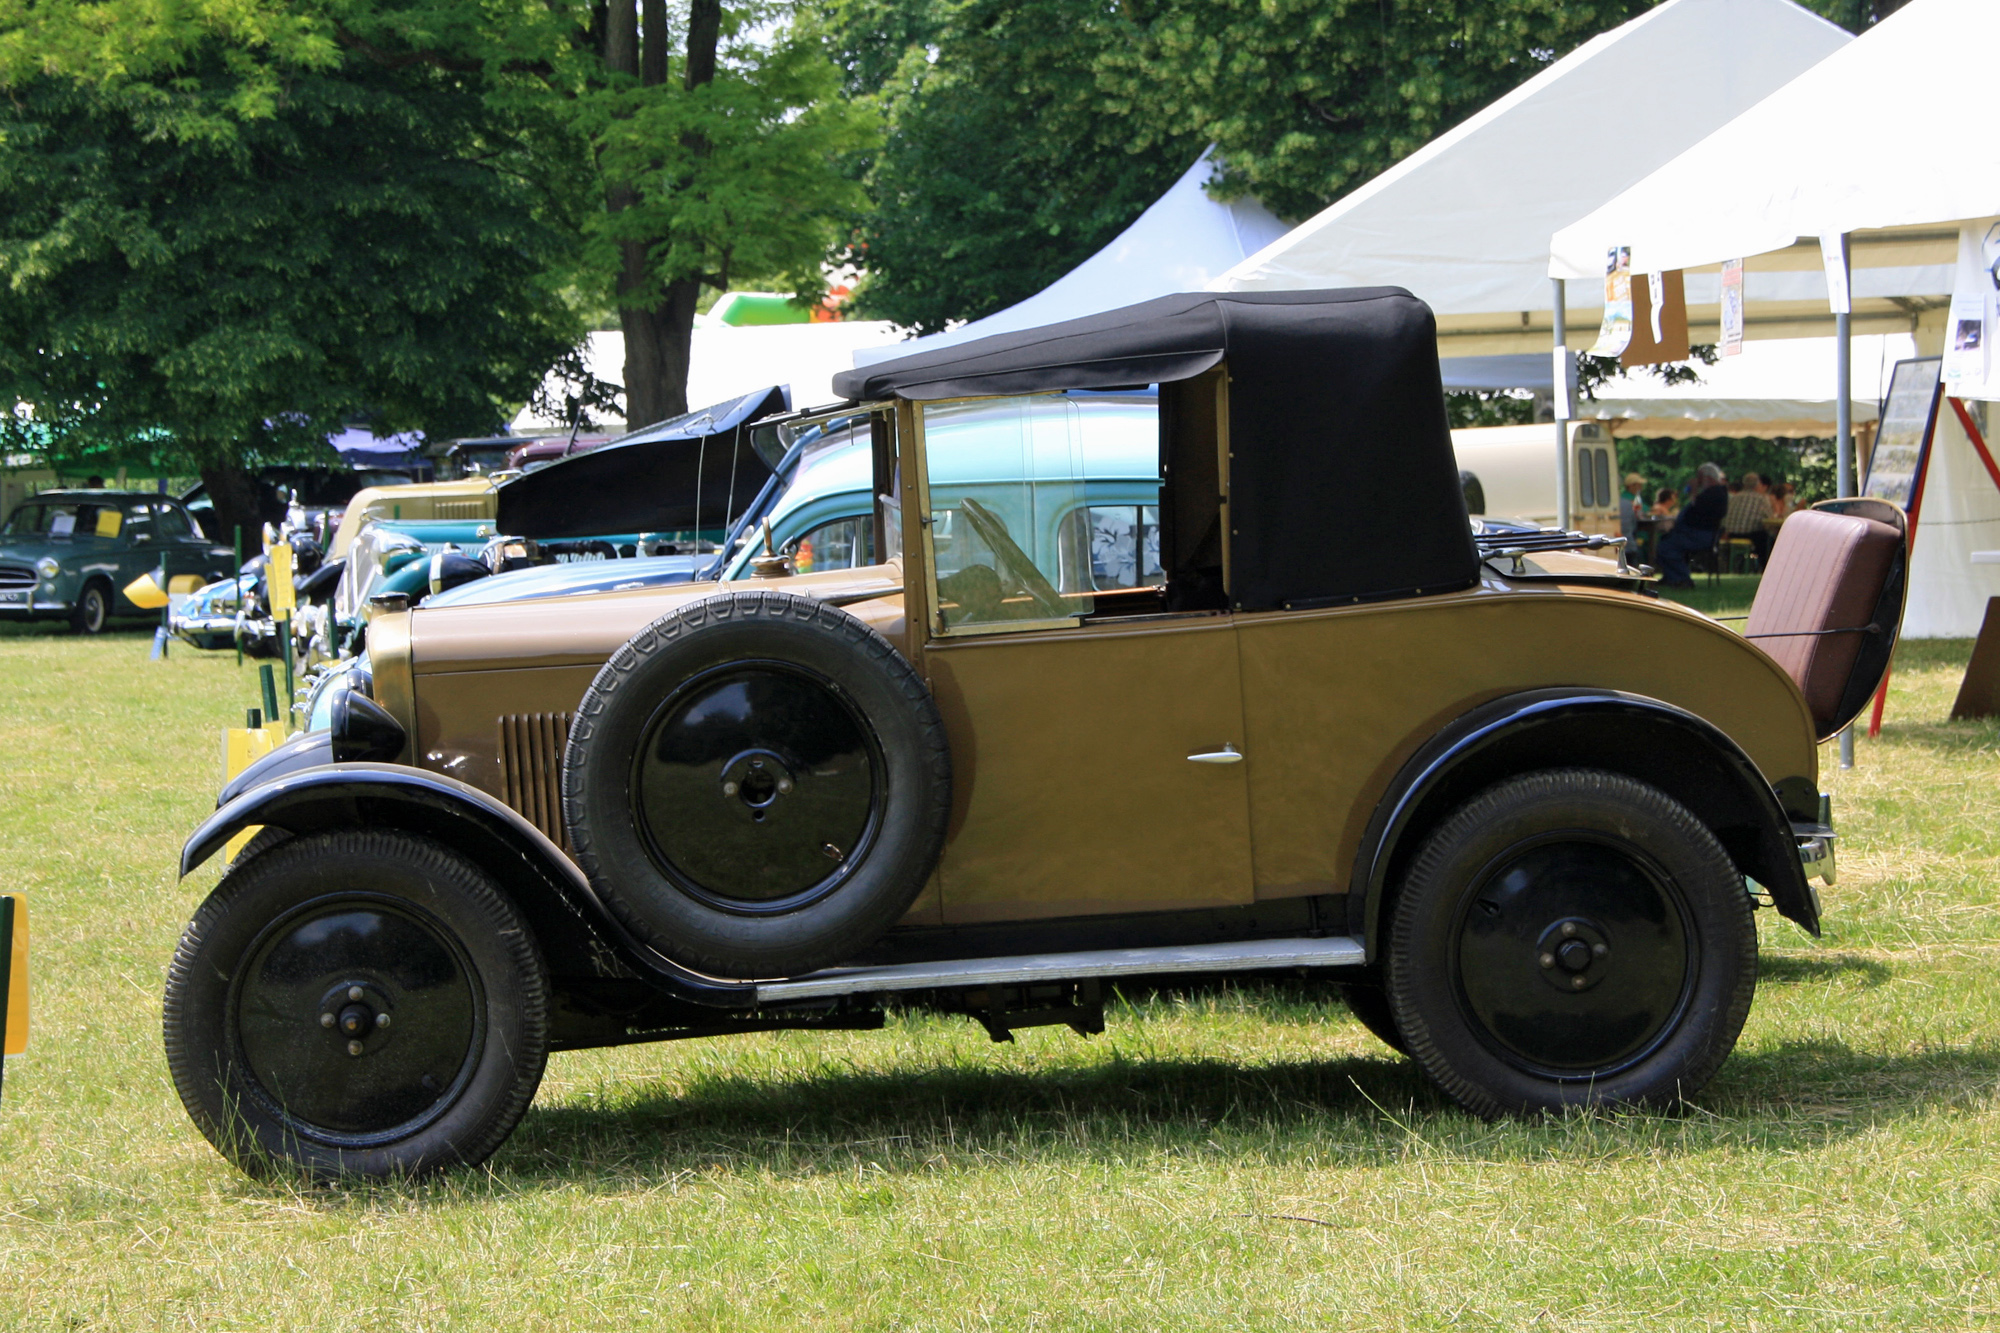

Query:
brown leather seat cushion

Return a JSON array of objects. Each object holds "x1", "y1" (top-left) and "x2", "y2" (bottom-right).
[{"x1": 1745, "y1": 508, "x2": 1900, "y2": 733}]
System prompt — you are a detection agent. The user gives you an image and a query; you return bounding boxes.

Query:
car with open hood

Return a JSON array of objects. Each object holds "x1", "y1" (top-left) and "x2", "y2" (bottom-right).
[{"x1": 167, "y1": 289, "x2": 1897, "y2": 1179}]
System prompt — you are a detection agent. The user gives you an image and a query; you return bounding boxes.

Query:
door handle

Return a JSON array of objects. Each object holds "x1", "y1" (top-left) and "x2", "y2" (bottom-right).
[{"x1": 1187, "y1": 744, "x2": 1243, "y2": 765}]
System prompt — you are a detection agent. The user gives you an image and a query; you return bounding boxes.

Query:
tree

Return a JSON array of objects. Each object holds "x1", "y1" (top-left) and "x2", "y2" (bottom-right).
[
  {"x1": 589, "y1": 2, "x2": 876, "y2": 425},
  {"x1": 0, "y1": 52, "x2": 588, "y2": 541},
  {"x1": 1099, "y1": 0, "x2": 1652, "y2": 221},
  {"x1": 826, "y1": 0, "x2": 1202, "y2": 334},
  {"x1": 0, "y1": 1, "x2": 872, "y2": 471}
]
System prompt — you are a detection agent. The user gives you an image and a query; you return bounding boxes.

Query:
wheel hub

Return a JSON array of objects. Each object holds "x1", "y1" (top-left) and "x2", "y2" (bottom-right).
[
  {"x1": 720, "y1": 749, "x2": 796, "y2": 821},
  {"x1": 1537, "y1": 917, "x2": 1611, "y2": 992}
]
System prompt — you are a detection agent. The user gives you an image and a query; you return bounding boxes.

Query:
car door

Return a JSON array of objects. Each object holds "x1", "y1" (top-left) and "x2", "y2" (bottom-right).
[
  {"x1": 913, "y1": 392, "x2": 1254, "y2": 925},
  {"x1": 152, "y1": 502, "x2": 219, "y2": 586}
]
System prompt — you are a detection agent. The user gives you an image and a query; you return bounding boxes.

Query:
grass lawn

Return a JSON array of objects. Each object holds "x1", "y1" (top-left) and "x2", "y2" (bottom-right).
[{"x1": 2, "y1": 614, "x2": 1998, "y2": 1330}]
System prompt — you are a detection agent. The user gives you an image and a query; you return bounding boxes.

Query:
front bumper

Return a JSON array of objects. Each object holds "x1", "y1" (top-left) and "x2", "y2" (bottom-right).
[{"x1": 1793, "y1": 792, "x2": 1835, "y2": 889}]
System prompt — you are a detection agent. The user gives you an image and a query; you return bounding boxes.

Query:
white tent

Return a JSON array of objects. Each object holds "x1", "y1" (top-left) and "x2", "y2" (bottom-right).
[
  {"x1": 1550, "y1": 0, "x2": 2000, "y2": 638},
  {"x1": 514, "y1": 321, "x2": 900, "y2": 434},
  {"x1": 1211, "y1": 0, "x2": 1856, "y2": 366},
  {"x1": 850, "y1": 149, "x2": 1287, "y2": 368}
]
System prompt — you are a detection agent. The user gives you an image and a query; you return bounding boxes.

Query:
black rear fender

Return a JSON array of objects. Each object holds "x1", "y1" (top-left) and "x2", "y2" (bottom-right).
[
  {"x1": 181, "y1": 763, "x2": 757, "y2": 1008},
  {"x1": 1352, "y1": 689, "x2": 1819, "y2": 955}
]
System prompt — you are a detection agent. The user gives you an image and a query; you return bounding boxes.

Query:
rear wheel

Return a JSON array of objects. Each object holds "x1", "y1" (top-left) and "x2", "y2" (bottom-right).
[
  {"x1": 1336, "y1": 977, "x2": 1408, "y2": 1055},
  {"x1": 1386, "y1": 769, "x2": 1756, "y2": 1117},
  {"x1": 69, "y1": 580, "x2": 108, "y2": 634},
  {"x1": 163, "y1": 830, "x2": 548, "y2": 1178}
]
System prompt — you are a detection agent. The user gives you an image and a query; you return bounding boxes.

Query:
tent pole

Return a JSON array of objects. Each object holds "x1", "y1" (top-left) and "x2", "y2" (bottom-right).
[
  {"x1": 1836, "y1": 302, "x2": 1855, "y2": 770},
  {"x1": 1552, "y1": 278, "x2": 1571, "y2": 530}
]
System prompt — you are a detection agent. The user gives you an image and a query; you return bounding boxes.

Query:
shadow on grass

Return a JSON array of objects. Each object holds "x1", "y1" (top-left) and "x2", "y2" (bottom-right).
[
  {"x1": 0, "y1": 619, "x2": 159, "y2": 639},
  {"x1": 479, "y1": 1027, "x2": 2000, "y2": 1190},
  {"x1": 1758, "y1": 952, "x2": 1893, "y2": 987}
]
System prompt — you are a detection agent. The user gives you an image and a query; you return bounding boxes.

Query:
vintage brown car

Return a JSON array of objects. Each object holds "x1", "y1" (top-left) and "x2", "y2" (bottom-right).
[{"x1": 168, "y1": 289, "x2": 1901, "y2": 1179}]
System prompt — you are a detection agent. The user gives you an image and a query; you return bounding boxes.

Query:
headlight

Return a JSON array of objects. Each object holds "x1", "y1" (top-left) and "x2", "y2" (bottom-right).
[{"x1": 34, "y1": 557, "x2": 59, "y2": 580}]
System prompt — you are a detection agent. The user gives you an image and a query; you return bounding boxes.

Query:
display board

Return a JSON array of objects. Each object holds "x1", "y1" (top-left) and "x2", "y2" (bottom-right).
[{"x1": 1863, "y1": 357, "x2": 1944, "y2": 511}]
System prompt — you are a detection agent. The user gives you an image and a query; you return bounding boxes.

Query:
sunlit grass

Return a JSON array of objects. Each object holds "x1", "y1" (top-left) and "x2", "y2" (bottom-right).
[{"x1": 1, "y1": 622, "x2": 1996, "y2": 1330}]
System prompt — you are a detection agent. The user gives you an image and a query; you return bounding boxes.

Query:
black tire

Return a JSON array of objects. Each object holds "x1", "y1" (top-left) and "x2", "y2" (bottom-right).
[
  {"x1": 1337, "y1": 977, "x2": 1408, "y2": 1055},
  {"x1": 69, "y1": 580, "x2": 109, "y2": 634},
  {"x1": 564, "y1": 590, "x2": 952, "y2": 979},
  {"x1": 163, "y1": 830, "x2": 549, "y2": 1179},
  {"x1": 1385, "y1": 769, "x2": 1756, "y2": 1117}
]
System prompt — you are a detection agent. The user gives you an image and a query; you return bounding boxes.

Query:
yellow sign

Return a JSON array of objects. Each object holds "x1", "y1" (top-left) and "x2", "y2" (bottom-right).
[
  {"x1": 94, "y1": 507, "x2": 122, "y2": 538},
  {"x1": 267, "y1": 542, "x2": 295, "y2": 615},
  {"x1": 3, "y1": 896, "x2": 26, "y2": 1057},
  {"x1": 123, "y1": 570, "x2": 170, "y2": 610},
  {"x1": 220, "y1": 724, "x2": 285, "y2": 861}
]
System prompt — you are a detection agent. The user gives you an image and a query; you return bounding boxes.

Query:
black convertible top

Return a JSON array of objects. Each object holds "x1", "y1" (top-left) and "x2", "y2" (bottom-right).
[{"x1": 832, "y1": 289, "x2": 1478, "y2": 612}]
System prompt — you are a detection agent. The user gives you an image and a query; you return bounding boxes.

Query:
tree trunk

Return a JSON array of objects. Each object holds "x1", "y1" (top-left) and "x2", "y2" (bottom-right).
[
  {"x1": 616, "y1": 0, "x2": 720, "y2": 429},
  {"x1": 623, "y1": 285, "x2": 697, "y2": 426},
  {"x1": 641, "y1": 0, "x2": 667, "y2": 86},
  {"x1": 197, "y1": 460, "x2": 267, "y2": 553}
]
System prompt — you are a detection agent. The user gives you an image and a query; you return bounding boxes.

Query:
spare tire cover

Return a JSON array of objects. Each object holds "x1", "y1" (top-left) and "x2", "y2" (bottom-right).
[{"x1": 562, "y1": 590, "x2": 952, "y2": 978}]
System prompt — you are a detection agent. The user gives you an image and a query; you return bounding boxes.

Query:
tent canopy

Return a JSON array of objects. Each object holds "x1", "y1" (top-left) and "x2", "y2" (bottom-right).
[
  {"x1": 836, "y1": 288, "x2": 1478, "y2": 614},
  {"x1": 850, "y1": 149, "x2": 1289, "y2": 369},
  {"x1": 495, "y1": 386, "x2": 788, "y2": 539},
  {"x1": 1551, "y1": 0, "x2": 1999, "y2": 281},
  {"x1": 1546, "y1": 0, "x2": 2000, "y2": 638},
  {"x1": 1209, "y1": 0, "x2": 1853, "y2": 364}
]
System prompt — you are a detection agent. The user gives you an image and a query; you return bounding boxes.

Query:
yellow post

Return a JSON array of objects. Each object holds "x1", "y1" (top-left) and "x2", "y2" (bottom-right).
[{"x1": 0, "y1": 896, "x2": 27, "y2": 1103}]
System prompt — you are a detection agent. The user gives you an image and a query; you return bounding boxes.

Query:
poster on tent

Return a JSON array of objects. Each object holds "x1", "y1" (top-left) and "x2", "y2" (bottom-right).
[
  {"x1": 1941, "y1": 219, "x2": 2000, "y2": 402},
  {"x1": 1588, "y1": 247, "x2": 1633, "y2": 357},
  {"x1": 1863, "y1": 357, "x2": 1943, "y2": 512}
]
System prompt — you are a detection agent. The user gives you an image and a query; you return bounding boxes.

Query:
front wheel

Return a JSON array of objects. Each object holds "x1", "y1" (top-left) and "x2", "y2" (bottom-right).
[
  {"x1": 163, "y1": 830, "x2": 549, "y2": 1178},
  {"x1": 1386, "y1": 769, "x2": 1756, "y2": 1117},
  {"x1": 69, "y1": 580, "x2": 108, "y2": 634}
]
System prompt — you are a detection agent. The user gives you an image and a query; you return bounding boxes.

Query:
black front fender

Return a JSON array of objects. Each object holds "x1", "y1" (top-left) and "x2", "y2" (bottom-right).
[
  {"x1": 181, "y1": 763, "x2": 758, "y2": 1008},
  {"x1": 1352, "y1": 689, "x2": 1819, "y2": 955}
]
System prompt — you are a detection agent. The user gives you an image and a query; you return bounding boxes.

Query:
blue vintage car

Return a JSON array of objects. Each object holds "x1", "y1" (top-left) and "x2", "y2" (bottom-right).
[{"x1": 0, "y1": 490, "x2": 235, "y2": 633}]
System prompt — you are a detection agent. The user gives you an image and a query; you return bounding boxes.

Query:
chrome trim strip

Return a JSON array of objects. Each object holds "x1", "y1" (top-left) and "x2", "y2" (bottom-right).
[{"x1": 755, "y1": 935, "x2": 1366, "y2": 1002}]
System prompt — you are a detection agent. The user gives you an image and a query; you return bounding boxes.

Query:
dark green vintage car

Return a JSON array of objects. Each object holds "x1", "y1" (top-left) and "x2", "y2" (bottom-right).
[{"x1": 0, "y1": 490, "x2": 236, "y2": 633}]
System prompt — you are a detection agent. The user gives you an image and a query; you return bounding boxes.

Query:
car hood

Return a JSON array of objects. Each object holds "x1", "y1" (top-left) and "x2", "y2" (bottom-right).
[
  {"x1": 423, "y1": 553, "x2": 704, "y2": 609},
  {"x1": 0, "y1": 536, "x2": 92, "y2": 564},
  {"x1": 408, "y1": 562, "x2": 905, "y2": 673}
]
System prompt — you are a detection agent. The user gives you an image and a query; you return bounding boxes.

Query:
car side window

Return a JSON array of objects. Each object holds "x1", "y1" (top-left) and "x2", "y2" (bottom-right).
[
  {"x1": 120, "y1": 504, "x2": 152, "y2": 540},
  {"x1": 920, "y1": 394, "x2": 1102, "y2": 633},
  {"x1": 153, "y1": 504, "x2": 194, "y2": 539},
  {"x1": 790, "y1": 515, "x2": 873, "y2": 573}
]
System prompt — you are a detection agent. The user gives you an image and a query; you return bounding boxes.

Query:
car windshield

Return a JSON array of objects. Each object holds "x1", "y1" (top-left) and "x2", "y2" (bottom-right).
[{"x1": 2, "y1": 499, "x2": 128, "y2": 539}]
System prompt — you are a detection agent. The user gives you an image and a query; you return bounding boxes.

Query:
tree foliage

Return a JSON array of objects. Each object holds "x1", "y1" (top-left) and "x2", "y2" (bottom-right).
[
  {"x1": 0, "y1": 50, "x2": 589, "y2": 537},
  {"x1": 0, "y1": 0, "x2": 871, "y2": 456},
  {"x1": 827, "y1": 0, "x2": 1201, "y2": 335}
]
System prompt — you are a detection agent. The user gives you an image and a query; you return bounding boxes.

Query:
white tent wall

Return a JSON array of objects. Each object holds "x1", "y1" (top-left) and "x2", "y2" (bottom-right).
[
  {"x1": 1211, "y1": 0, "x2": 1853, "y2": 365},
  {"x1": 1902, "y1": 397, "x2": 2000, "y2": 638},
  {"x1": 850, "y1": 149, "x2": 1287, "y2": 368}
]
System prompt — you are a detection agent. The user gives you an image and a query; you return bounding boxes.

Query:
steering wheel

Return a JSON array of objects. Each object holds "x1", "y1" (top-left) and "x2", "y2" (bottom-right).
[{"x1": 956, "y1": 497, "x2": 1067, "y2": 618}]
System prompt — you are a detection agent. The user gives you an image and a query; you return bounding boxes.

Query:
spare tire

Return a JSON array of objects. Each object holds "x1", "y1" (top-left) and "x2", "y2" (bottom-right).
[{"x1": 562, "y1": 590, "x2": 952, "y2": 978}]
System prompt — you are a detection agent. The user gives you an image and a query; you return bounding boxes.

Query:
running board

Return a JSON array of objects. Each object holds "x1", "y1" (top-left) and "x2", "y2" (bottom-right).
[{"x1": 754, "y1": 935, "x2": 1367, "y2": 1004}]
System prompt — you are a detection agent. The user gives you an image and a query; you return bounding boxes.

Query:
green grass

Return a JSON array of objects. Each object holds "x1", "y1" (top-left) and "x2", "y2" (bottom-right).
[{"x1": 3, "y1": 622, "x2": 1999, "y2": 1330}]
